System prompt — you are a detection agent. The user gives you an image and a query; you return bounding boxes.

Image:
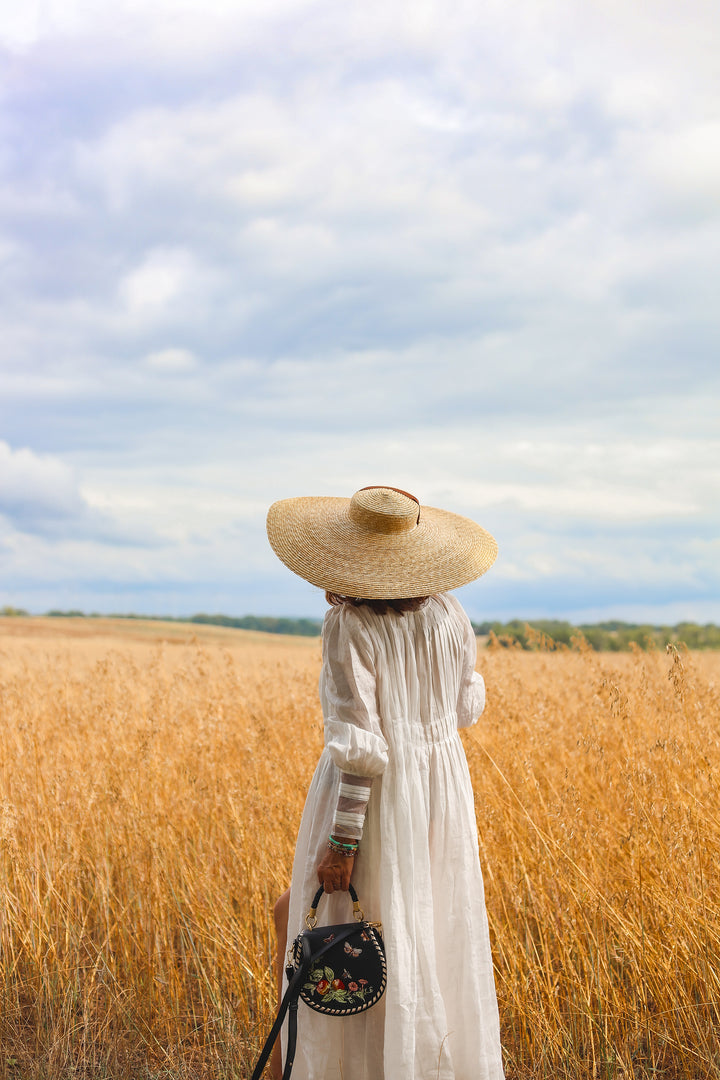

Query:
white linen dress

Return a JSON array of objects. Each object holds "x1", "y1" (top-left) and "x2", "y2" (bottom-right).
[{"x1": 281, "y1": 593, "x2": 505, "y2": 1080}]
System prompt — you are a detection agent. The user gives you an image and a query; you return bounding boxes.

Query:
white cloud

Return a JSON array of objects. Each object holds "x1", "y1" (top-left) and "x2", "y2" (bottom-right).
[
  {"x1": 118, "y1": 247, "x2": 206, "y2": 324},
  {"x1": 0, "y1": 1, "x2": 43, "y2": 49},
  {"x1": 642, "y1": 122, "x2": 720, "y2": 208},
  {"x1": 145, "y1": 347, "x2": 197, "y2": 371},
  {"x1": 0, "y1": 441, "x2": 158, "y2": 546},
  {"x1": 0, "y1": 440, "x2": 85, "y2": 521}
]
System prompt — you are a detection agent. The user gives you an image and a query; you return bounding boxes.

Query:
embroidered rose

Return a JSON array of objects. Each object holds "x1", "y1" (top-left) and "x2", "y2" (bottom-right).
[
  {"x1": 348, "y1": 981, "x2": 359, "y2": 991},
  {"x1": 331, "y1": 978, "x2": 345, "y2": 990},
  {"x1": 316, "y1": 979, "x2": 330, "y2": 995}
]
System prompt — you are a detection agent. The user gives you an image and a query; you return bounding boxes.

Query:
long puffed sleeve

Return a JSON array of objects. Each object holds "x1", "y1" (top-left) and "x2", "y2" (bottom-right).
[
  {"x1": 321, "y1": 607, "x2": 388, "y2": 841},
  {"x1": 449, "y1": 596, "x2": 486, "y2": 729},
  {"x1": 321, "y1": 606, "x2": 389, "y2": 778}
]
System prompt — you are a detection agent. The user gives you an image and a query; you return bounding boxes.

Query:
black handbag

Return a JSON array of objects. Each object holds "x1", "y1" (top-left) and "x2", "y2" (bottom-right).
[{"x1": 251, "y1": 884, "x2": 386, "y2": 1080}]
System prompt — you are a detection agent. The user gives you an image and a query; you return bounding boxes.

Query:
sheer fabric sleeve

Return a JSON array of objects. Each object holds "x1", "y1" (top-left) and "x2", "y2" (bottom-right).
[
  {"x1": 322, "y1": 607, "x2": 388, "y2": 840},
  {"x1": 449, "y1": 596, "x2": 486, "y2": 729}
]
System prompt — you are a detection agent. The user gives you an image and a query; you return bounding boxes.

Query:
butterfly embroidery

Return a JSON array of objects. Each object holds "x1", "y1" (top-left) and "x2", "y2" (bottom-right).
[
  {"x1": 344, "y1": 942, "x2": 362, "y2": 957},
  {"x1": 323, "y1": 933, "x2": 335, "y2": 943}
]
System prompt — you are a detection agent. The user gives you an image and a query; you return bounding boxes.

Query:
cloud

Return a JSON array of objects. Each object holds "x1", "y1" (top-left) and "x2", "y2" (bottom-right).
[
  {"x1": 145, "y1": 347, "x2": 197, "y2": 372},
  {"x1": 0, "y1": 441, "x2": 158, "y2": 545},
  {"x1": 0, "y1": 440, "x2": 86, "y2": 525},
  {"x1": 119, "y1": 248, "x2": 196, "y2": 317}
]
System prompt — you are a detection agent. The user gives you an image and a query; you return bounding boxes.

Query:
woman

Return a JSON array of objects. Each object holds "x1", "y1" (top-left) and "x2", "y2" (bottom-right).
[{"x1": 266, "y1": 486, "x2": 505, "y2": 1080}]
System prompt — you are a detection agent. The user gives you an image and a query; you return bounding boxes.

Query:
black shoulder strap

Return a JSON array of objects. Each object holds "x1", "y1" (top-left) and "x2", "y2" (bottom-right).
[
  {"x1": 249, "y1": 959, "x2": 305, "y2": 1080},
  {"x1": 250, "y1": 923, "x2": 360, "y2": 1080}
]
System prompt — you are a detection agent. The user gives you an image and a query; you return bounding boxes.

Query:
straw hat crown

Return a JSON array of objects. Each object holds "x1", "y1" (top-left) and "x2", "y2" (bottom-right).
[
  {"x1": 266, "y1": 485, "x2": 498, "y2": 600},
  {"x1": 348, "y1": 487, "x2": 419, "y2": 533}
]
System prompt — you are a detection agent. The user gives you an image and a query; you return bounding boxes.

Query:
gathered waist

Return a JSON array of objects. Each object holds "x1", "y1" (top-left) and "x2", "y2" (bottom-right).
[{"x1": 383, "y1": 711, "x2": 459, "y2": 746}]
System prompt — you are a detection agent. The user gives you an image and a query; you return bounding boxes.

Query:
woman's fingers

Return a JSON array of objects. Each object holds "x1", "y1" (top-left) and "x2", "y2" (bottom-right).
[
  {"x1": 323, "y1": 870, "x2": 351, "y2": 892},
  {"x1": 321, "y1": 874, "x2": 345, "y2": 893},
  {"x1": 316, "y1": 849, "x2": 355, "y2": 893}
]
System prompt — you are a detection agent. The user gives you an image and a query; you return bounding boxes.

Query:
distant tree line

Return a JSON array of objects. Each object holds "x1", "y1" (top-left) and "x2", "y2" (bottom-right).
[
  {"x1": 3, "y1": 607, "x2": 719, "y2": 650},
  {"x1": 188, "y1": 613, "x2": 323, "y2": 636},
  {"x1": 471, "y1": 619, "x2": 720, "y2": 652},
  {"x1": 41, "y1": 609, "x2": 324, "y2": 637}
]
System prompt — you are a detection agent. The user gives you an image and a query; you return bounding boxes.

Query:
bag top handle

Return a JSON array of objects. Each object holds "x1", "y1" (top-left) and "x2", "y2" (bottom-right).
[{"x1": 306, "y1": 883, "x2": 363, "y2": 928}]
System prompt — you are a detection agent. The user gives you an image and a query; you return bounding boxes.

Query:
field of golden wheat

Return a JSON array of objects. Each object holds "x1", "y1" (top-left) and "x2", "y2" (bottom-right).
[{"x1": 0, "y1": 615, "x2": 719, "y2": 1079}]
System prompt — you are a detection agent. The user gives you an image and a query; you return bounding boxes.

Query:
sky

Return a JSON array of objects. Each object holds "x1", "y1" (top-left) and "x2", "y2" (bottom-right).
[{"x1": 0, "y1": 0, "x2": 718, "y2": 624}]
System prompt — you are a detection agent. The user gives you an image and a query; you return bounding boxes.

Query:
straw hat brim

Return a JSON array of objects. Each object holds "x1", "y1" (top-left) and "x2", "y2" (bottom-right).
[{"x1": 266, "y1": 496, "x2": 498, "y2": 599}]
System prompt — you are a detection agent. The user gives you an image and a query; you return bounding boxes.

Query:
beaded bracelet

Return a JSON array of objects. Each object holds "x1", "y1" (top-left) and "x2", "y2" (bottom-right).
[
  {"x1": 328, "y1": 834, "x2": 358, "y2": 857},
  {"x1": 328, "y1": 836, "x2": 357, "y2": 851},
  {"x1": 327, "y1": 843, "x2": 356, "y2": 857}
]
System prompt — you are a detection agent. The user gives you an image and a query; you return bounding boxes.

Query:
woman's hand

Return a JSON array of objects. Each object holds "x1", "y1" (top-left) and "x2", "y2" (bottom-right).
[{"x1": 316, "y1": 845, "x2": 356, "y2": 893}]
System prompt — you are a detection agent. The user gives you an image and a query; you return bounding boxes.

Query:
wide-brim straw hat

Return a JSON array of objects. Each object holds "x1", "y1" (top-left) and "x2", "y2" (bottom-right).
[{"x1": 266, "y1": 485, "x2": 498, "y2": 599}]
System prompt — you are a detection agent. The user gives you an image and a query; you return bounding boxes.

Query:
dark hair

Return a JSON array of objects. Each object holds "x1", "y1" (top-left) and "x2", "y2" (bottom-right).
[{"x1": 326, "y1": 592, "x2": 431, "y2": 615}]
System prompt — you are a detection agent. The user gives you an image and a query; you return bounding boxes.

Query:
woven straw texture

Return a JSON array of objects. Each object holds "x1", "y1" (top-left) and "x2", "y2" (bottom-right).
[{"x1": 266, "y1": 487, "x2": 498, "y2": 598}]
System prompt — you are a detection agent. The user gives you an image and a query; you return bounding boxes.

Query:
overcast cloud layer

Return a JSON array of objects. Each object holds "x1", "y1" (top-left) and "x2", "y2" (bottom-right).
[{"x1": 1, "y1": 0, "x2": 718, "y2": 623}]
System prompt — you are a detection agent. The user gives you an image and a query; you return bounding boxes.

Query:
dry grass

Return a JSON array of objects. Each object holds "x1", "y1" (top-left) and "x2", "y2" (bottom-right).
[{"x1": 0, "y1": 618, "x2": 719, "y2": 1078}]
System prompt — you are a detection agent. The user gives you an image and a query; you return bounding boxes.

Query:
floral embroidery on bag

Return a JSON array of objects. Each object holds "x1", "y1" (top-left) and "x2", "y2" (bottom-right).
[{"x1": 303, "y1": 964, "x2": 374, "y2": 1004}]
